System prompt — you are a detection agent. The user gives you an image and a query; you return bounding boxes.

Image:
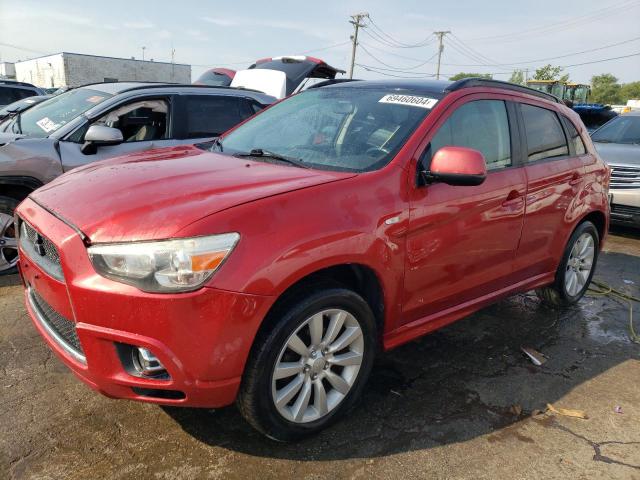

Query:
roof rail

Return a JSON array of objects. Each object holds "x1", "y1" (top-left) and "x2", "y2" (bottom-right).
[
  {"x1": 118, "y1": 83, "x2": 265, "y2": 95},
  {"x1": 0, "y1": 80, "x2": 38, "y2": 88},
  {"x1": 445, "y1": 78, "x2": 561, "y2": 103},
  {"x1": 306, "y1": 78, "x2": 362, "y2": 89}
]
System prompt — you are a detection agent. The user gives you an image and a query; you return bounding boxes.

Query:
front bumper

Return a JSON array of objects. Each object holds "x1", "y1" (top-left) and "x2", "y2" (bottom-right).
[
  {"x1": 610, "y1": 188, "x2": 640, "y2": 226},
  {"x1": 17, "y1": 198, "x2": 273, "y2": 407}
]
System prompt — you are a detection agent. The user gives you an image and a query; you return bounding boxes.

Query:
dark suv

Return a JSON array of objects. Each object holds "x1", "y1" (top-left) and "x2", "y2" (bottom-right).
[
  {"x1": 0, "y1": 80, "x2": 45, "y2": 108},
  {"x1": 0, "y1": 82, "x2": 275, "y2": 273}
]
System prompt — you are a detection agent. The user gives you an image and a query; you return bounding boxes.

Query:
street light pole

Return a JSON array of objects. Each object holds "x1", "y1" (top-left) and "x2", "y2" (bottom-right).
[
  {"x1": 348, "y1": 12, "x2": 368, "y2": 79},
  {"x1": 142, "y1": 46, "x2": 146, "y2": 61},
  {"x1": 434, "y1": 31, "x2": 451, "y2": 80}
]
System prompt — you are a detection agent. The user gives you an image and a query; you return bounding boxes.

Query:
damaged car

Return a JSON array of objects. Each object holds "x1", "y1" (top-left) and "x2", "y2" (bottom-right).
[{"x1": 15, "y1": 79, "x2": 609, "y2": 440}]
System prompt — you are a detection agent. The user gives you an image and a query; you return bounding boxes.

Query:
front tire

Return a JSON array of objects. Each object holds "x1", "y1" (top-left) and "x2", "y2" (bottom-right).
[
  {"x1": 0, "y1": 196, "x2": 19, "y2": 275},
  {"x1": 536, "y1": 221, "x2": 599, "y2": 307},
  {"x1": 237, "y1": 287, "x2": 377, "y2": 441}
]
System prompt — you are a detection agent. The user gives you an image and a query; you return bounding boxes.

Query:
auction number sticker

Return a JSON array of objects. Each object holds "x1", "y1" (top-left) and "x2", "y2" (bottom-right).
[
  {"x1": 35, "y1": 117, "x2": 60, "y2": 132},
  {"x1": 379, "y1": 94, "x2": 438, "y2": 109}
]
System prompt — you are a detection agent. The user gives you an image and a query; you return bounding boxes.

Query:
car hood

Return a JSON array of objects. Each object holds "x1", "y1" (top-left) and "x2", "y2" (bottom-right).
[
  {"x1": 31, "y1": 144, "x2": 356, "y2": 243},
  {"x1": 0, "y1": 131, "x2": 26, "y2": 145},
  {"x1": 593, "y1": 142, "x2": 640, "y2": 167}
]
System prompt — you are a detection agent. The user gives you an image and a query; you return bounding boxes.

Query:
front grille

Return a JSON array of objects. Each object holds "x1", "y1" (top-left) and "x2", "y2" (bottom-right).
[
  {"x1": 18, "y1": 219, "x2": 64, "y2": 281},
  {"x1": 29, "y1": 288, "x2": 85, "y2": 361},
  {"x1": 610, "y1": 165, "x2": 640, "y2": 189}
]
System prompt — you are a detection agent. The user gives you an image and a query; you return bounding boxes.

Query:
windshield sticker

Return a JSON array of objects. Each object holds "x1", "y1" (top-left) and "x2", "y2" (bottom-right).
[
  {"x1": 379, "y1": 94, "x2": 438, "y2": 109},
  {"x1": 35, "y1": 117, "x2": 60, "y2": 132},
  {"x1": 86, "y1": 95, "x2": 106, "y2": 103}
]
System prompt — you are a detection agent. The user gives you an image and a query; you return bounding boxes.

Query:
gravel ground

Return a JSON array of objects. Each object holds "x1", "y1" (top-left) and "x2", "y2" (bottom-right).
[{"x1": 1, "y1": 228, "x2": 639, "y2": 479}]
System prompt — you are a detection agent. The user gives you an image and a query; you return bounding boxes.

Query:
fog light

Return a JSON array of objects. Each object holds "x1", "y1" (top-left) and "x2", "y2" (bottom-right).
[{"x1": 132, "y1": 347, "x2": 167, "y2": 376}]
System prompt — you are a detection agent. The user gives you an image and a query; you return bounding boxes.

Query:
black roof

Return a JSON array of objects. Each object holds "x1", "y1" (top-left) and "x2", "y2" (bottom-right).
[
  {"x1": 323, "y1": 79, "x2": 453, "y2": 98},
  {"x1": 321, "y1": 77, "x2": 561, "y2": 103}
]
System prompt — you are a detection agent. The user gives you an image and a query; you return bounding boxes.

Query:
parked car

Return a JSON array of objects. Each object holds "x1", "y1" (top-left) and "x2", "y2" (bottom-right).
[
  {"x1": 573, "y1": 103, "x2": 618, "y2": 133},
  {"x1": 193, "y1": 68, "x2": 236, "y2": 87},
  {"x1": 231, "y1": 55, "x2": 344, "y2": 99},
  {"x1": 0, "y1": 82, "x2": 275, "y2": 273},
  {"x1": 0, "y1": 80, "x2": 45, "y2": 108},
  {"x1": 591, "y1": 111, "x2": 640, "y2": 227},
  {"x1": 0, "y1": 94, "x2": 51, "y2": 122},
  {"x1": 15, "y1": 79, "x2": 609, "y2": 441}
]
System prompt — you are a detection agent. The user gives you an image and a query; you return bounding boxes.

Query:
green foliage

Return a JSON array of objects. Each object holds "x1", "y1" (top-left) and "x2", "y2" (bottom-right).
[
  {"x1": 591, "y1": 74, "x2": 622, "y2": 104},
  {"x1": 448, "y1": 72, "x2": 492, "y2": 81},
  {"x1": 533, "y1": 64, "x2": 569, "y2": 82},
  {"x1": 620, "y1": 81, "x2": 640, "y2": 101},
  {"x1": 508, "y1": 70, "x2": 525, "y2": 85}
]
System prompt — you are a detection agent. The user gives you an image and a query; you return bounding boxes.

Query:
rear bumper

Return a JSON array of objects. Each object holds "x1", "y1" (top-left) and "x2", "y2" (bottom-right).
[{"x1": 17, "y1": 198, "x2": 273, "y2": 408}]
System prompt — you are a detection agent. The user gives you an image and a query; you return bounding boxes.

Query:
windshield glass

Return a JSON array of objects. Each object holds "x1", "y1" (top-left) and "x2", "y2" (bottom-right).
[
  {"x1": 217, "y1": 87, "x2": 436, "y2": 172},
  {"x1": 591, "y1": 115, "x2": 640, "y2": 144},
  {"x1": 7, "y1": 88, "x2": 112, "y2": 137}
]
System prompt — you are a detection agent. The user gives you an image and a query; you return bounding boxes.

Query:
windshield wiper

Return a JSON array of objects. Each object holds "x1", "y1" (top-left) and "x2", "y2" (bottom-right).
[
  {"x1": 234, "y1": 148, "x2": 310, "y2": 169},
  {"x1": 12, "y1": 112, "x2": 23, "y2": 134}
]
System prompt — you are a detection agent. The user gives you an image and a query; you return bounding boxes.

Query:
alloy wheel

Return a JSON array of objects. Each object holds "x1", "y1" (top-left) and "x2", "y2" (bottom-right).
[
  {"x1": 0, "y1": 213, "x2": 18, "y2": 273},
  {"x1": 271, "y1": 308, "x2": 364, "y2": 423},
  {"x1": 565, "y1": 232, "x2": 595, "y2": 296}
]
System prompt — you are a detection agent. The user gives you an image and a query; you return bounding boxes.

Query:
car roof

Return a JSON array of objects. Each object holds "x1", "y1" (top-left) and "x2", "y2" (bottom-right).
[
  {"x1": 622, "y1": 110, "x2": 640, "y2": 116},
  {"x1": 76, "y1": 82, "x2": 276, "y2": 104},
  {"x1": 321, "y1": 78, "x2": 561, "y2": 104},
  {"x1": 321, "y1": 79, "x2": 453, "y2": 98}
]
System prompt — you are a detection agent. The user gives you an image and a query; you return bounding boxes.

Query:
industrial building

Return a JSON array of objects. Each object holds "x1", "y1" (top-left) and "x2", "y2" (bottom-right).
[{"x1": 11, "y1": 52, "x2": 191, "y2": 88}]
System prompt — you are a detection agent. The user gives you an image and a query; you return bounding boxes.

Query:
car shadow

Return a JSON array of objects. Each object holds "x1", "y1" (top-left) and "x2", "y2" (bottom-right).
[{"x1": 163, "y1": 251, "x2": 639, "y2": 460}]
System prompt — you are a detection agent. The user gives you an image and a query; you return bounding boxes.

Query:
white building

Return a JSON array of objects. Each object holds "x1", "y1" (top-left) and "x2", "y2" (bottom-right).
[
  {"x1": 0, "y1": 62, "x2": 16, "y2": 80},
  {"x1": 14, "y1": 52, "x2": 191, "y2": 88}
]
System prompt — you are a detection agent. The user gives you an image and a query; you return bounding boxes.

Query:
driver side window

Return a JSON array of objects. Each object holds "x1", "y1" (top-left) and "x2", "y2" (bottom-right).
[
  {"x1": 428, "y1": 100, "x2": 512, "y2": 170},
  {"x1": 72, "y1": 99, "x2": 169, "y2": 143}
]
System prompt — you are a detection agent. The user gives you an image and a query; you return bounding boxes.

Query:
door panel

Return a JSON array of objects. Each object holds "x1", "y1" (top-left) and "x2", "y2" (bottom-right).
[
  {"x1": 512, "y1": 103, "x2": 584, "y2": 280},
  {"x1": 403, "y1": 96, "x2": 526, "y2": 325}
]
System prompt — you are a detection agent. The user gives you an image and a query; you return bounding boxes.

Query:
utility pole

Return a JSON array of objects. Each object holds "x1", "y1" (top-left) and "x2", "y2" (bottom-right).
[
  {"x1": 348, "y1": 12, "x2": 368, "y2": 79},
  {"x1": 434, "y1": 31, "x2": 451, "y2": 80},
  {"x1": 142, "y1": 46, "x2": 146, "y2": 61}
]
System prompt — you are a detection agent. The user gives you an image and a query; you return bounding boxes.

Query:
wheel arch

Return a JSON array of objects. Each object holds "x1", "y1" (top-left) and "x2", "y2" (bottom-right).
[
  {"x1": 255, "y1": 263, "x2": 386, "y2": 350},
  {"x1": 0, "y1": 176, "x2": 43, "y2": 202}
]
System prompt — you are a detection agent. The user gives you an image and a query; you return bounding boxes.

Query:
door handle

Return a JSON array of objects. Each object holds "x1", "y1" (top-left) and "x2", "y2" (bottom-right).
[{"x1": 502, "y1": 190, "x2": 523, "y2": 208}]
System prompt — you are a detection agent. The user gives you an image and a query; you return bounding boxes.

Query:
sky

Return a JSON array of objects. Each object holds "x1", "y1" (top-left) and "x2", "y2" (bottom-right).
[{"x1": 1, "y1": 0, "x2": 639, "y2": 84}]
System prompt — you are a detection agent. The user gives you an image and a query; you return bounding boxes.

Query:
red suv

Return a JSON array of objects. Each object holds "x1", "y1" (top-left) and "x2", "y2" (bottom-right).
[{"x1": 16, "y1": 79, "x2": 609, "y2": 441}]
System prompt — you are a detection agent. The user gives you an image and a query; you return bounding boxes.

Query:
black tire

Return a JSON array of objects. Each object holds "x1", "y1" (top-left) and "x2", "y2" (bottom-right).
[
  {"x1": 237, "y1": 287, "x2": 377, "y2": 441},
  {"x1": 536, "y1": 221, "x2": 599, "y2": 308},
  {"x1": 0, "y1": 196, "x2": 19, "y2": 276}
]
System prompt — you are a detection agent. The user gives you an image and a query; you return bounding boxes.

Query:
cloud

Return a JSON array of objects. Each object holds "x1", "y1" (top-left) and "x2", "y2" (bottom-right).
[
  {"x1": 202, "y1": 17, "x2": 238, "y2": 27},
  {"x1": 124, "y1": 21, "x2": 155, "y2": 29}
]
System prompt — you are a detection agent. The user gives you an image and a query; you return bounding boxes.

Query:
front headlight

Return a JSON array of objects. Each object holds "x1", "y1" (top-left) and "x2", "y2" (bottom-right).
[{"x1": 88, "y1": 233, "x2": 239, "y2": 293}]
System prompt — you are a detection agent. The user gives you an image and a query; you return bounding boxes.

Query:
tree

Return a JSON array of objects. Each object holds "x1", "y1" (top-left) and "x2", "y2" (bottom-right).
[
  {"x1": 533, "y1": 64, "x2": 569, "y2": 82},
  {"x1": 620, "y1": 81, "x2": 640, "y2": 102},
  {"x1": 508, "y1": 70, "x2": 525, "y2": 85},
  {"x1": 591, "y1": 73, "x2": 622, "y2": 104},
  {"x1": 448, "y1": 72, "x2": 492, "y2": 81}
]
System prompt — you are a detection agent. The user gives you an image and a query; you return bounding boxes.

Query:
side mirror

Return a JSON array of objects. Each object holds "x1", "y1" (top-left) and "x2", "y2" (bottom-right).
[
  {"x1": 81, "y1": 125, "x2": 123, "y2": 154},
  {"x1": 422, "y1": 146, "x2": 487, "y2": 186}
]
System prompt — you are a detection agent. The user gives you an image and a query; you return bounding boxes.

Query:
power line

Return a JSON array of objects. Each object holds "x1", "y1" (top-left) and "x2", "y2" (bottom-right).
[
  {"x1": 367, "y1": 18, "x2": 435, "y2": 48},
  {"x1": 467, "y1": 0, "x2": 640, "y2": 43},
  {"x1": 359, "y1": 43, "x2": 439, "y2": 71}
]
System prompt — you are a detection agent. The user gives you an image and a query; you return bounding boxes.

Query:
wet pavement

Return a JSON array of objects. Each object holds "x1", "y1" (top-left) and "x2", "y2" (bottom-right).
[{"x1": 1, "y1": 230, "x2": 639, "y2": 479}]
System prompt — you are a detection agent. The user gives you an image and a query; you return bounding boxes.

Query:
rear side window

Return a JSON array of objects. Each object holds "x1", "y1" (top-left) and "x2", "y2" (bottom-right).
[
  {"x1": 184, "y1": 95, "x2": 251, "y2": 139},
  {"x1": 564, "y1": 119, "x2": 586, "y2": 155},
  {"x1": 521, "y1": 104, "x2": 568, "y2": 162},
  {"x1": 0, "y1": 86, "x2": 36, "y2": 105},
  {"x1": 430, "y1": 100, "x2": 511, "y2": 170}
]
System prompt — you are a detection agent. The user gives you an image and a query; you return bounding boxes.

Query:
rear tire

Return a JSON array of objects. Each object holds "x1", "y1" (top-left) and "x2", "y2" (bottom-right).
[
  {"x1": 536, "y1": 221, "x2": 599, "y2": 308},
  {"x1": 237, "y1": 287, "x2": 377, "y2": 441},
  {"x1": 0, "y1": 196, "x2": 19, "y2": 276}
]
